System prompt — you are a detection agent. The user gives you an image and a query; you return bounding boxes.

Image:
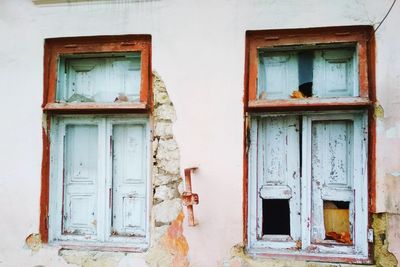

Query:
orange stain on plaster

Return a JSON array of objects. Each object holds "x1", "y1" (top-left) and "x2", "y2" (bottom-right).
[{"x1": 162, "y1": 212, "x2": 189, "y2": 267}]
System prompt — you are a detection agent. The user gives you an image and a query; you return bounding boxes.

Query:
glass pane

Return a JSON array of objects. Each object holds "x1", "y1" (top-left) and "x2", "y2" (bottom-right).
[
  {"x1": 257, "y1": 47, "x2": 357, "y2": 100},
  {"x1": 57, "y1": 53, "x2": 141, "y2": 103}
]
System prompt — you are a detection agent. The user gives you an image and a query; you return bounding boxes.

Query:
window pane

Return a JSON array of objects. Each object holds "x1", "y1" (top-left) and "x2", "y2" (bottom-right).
[
  {"x1": 257, "y1": 47, "x2": 357, "y2": 100},
  {"x1": 57, "y1": 53, "x2": 141, "y2": 103},
  {"x1": 111, "y1": 124, "x2": 146, "y2": 237},
  {"x1": 324, "y1": 201, "x2": 351, "y2": 244},
  {"x1": 63, "y1": 124, "x2": 98, "y2": 236}
]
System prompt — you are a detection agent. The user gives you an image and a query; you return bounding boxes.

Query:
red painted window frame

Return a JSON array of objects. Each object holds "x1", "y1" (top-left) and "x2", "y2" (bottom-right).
[
  {"x1": 40, "y1": 35, "x2": 152, "y2": 243},
  {"x1": 243, "y1": 25, "x2": 376, "y2": 263}
]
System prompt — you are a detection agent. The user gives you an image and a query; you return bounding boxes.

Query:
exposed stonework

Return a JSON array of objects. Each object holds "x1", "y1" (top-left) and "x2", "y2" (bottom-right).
[
  {"x1": 58, "y1": 72, "x2": 188, "y2": 267},
  {"x1": 146, "y1": 72, "x2": 188, "y2": 267},
  {"x1": 373, "y1": 102, "x2": 384, "y2": 119},
  {"x1": 146, "y1": 212, "x2": 189, "y2": 267},
  {"x1": 60, "y1": 250, "x2": 125, "y2": 267},
  {"x1": 153, "y1": 198, "x2": 182, "y2": 224},
  {"x1": 151, "y1": 71, "x2": 183, "y2": 226},
  {"x1": 372, "y1": 213, "x2": 398, "y2": 267},
  {"x1": 25, "y1": 233, "x2": 42, "y2": 252}
]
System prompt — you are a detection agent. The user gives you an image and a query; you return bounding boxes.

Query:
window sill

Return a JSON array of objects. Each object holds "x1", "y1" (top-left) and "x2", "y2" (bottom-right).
[
  {"x1": 43, "y1": 102, "x2": 148, "y2": 113},
  {"x1": 247, "y1": 97, "x2": 371, "y2": 111},
  {"x1": 246, "y1": 248, "x2": 372, "y2": 265},
  {"x1": 49, "y1": 240, "x2": 148, "y2": 253}
]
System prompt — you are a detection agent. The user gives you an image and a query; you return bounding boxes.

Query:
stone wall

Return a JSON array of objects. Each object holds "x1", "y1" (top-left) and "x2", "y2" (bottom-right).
[{"x1": 146, "y1": 72, "x2": 189, "y2": 267}]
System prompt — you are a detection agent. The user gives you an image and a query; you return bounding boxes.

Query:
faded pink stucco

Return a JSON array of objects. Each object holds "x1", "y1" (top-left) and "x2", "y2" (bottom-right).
[{"x1": 0, "y1": 0, "x2": 400, "y2": 266}]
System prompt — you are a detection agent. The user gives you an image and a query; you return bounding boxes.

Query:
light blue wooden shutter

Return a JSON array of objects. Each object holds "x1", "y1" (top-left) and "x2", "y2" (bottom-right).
[
  {"x1": 111, "y1": 123, "x2": 147, "y2": 237},
  {"x1": 313, "y1": 49, "x2": 357, "y2": 97},
  {"x1": 302, "y1": 112, "x2": 368, "y2": 255},
  {"x1": 63, "y1": 124, "x2": 99, "y2": 236},
  {"x1": 257, "y1": 115, "x2": 301, "y2": 245},
  {"x1": 58, "y1": 54, "x2": 141, "y2": 103},
  {"x1": 258, "y1": 53, "x2": 299, "y2": 100},
  {"x1": 310, "y1": 120, "x2": 355, "y2": 243}
]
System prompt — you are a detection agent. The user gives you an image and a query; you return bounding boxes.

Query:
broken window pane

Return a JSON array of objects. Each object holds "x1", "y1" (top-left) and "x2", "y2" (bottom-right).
[
  {"x1": 257, "y1": 47, "x2": 357, "y2": 100},
  {"x1": 298, "y1": 51, "x2": 314, "y2": 97},
  {"x1": 324, "y1": 201, "x2": 352, "y2": 244},
  {"x1": 262, "y1": 199, "x2": 290, "y2": 235},
  {"x1": 57, "y1": 53, "x2": 141, "y2": 103}
]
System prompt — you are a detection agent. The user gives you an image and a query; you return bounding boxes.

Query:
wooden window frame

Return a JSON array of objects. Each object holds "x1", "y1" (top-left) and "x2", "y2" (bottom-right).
[
  {"x1": 243, "y1": 26, "x2": 376, "y2": 264},
  {"x1": 40, "y1": 35, "x2": 152, "y2": 250},
  {"x1": 42, "y1": 35, "x2": 152, "y2": 113},
  {"x1": 245, "y1": 26, "x2": 373, "y2": 111}
]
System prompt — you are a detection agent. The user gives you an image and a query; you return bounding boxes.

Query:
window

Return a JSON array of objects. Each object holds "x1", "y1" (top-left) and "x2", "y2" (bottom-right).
[
  {"x1": 40, "y1": 35, "x2": 152, "y2": 251},
  {"x1": 245, "y1": 26, "x2": 374, "y2": 262}
]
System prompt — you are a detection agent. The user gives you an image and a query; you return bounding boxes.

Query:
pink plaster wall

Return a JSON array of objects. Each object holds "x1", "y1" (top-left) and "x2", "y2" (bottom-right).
[{"x1": 0, "y1": 0, "x2": 400, "y2": 266}]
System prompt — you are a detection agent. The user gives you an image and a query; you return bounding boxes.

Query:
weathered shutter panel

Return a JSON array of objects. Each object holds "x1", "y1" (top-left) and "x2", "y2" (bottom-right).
[
  {"x1": 313, "y1": 49, "x2": 357, "y2": 97},
  {"x1": 60, "y1": 54, "x2": 141, "y2": 103},
  {"x1": 107, "y1": 56, "x2": 141, "y2": 102},
  {"x1": 311, "y1": 120, "x2": 354, "y2": 243},
  {"x1": 258, "y1": 53, "x2": 299, "y2": 100},
  {"x1": 111, "y1": 124, "x2": 146, "y2": 237},
  {"x1": 65, "y1": 58, "x2": 98, "y2": 101},
  {"x1": 63, "y1": 124, "x2": 98, "y2": 236},
  {"x1": 258, "y1": 115, "x2": 301, "y2": 242}
]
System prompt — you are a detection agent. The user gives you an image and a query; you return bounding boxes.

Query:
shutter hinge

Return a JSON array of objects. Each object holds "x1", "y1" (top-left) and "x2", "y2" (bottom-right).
[{"x1": 368, "y1": 228, "x2": 374, "y2": 243}]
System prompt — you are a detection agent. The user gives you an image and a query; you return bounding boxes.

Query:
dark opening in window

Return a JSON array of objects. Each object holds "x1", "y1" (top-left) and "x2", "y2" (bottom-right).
[
  {"x1": 262, "y1": 199, "x2": 290, "y2": 235},
  {"x1": 298, "y1": 51, "x2": 314, "y2": 97}
]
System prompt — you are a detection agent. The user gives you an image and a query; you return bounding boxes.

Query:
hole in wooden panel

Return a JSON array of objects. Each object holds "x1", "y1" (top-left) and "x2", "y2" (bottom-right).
[
  {"x1": 262, "y1": 199, "x2": 290, "y2": 235},
  {"x1": 324, "y1": 200, "x2": 352, "y2": 244}
]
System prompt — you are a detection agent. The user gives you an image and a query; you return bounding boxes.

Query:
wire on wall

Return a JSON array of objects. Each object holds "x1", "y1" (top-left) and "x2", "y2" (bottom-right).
[{"x1": 373, "y1": 0, "x2": 397, "y2": 35}]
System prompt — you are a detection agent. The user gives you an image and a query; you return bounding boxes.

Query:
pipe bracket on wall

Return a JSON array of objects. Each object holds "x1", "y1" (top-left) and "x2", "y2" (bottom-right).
[{"x1": 182, "y1": 167, "x2": 199, "y2": 226}]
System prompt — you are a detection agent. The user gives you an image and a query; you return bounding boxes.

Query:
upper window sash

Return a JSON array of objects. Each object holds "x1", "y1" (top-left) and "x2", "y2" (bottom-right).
[
  {"x1": 43, "y1": 35, "x2": 152, "y2": 113},
  {"x1": 246, "y1": 26, "x2": 373, "y2": 110}
]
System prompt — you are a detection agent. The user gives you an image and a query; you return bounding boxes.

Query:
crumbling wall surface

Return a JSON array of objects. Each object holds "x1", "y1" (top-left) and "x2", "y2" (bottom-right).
[
  {"x1": 219, "y1": 244, "x2": 379, "y2": 267},
  {"x1": 372, "y1": 213, "x2": 398, "y2": 267},
  {"x1": 145, "y1": 72, "x2": 189, "y2": 267},
  {"x1": 381, "y1": 172, "x2": 400, "y2": 266},
  {"x1": 27, "y1": 72, "x2": 188, "y2": 267},
  {"x1": 387, "y1": 214, "x2": 400, "y2": 267}
]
